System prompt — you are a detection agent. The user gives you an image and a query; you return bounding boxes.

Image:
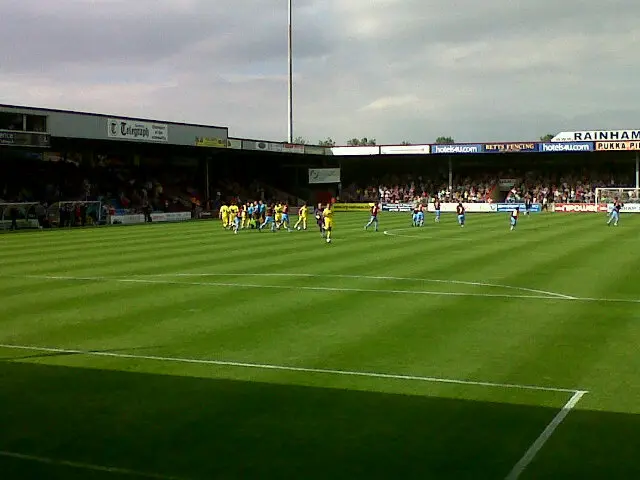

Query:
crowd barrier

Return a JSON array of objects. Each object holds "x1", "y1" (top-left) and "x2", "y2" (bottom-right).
[
  {"x1": 554, "y1": 203, "x2": 607, "y2": 213},
  {"x1": 109, "y1": 211, "x2": 192, "y2": 225},
  {"x1": 553, "y1": 203, "x2": 640, "y2": 213},
  {"x1": 380, "y1": 203, "x2": 500, "y2": 213},
  {"x1": 332, "y1": 203, "x2": 371, "y2": 212},
  {"x1": 607, "y1": 203, "x2": 640, "y2": 213},
  {"x1": 335, "y1": 202, "x2": 544, "y2": 213}
]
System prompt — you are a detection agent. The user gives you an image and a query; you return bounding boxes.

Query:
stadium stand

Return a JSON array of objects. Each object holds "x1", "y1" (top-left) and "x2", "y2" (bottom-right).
[{"x1": 342, "y1": 171, "x2": 634, "y2": 204}]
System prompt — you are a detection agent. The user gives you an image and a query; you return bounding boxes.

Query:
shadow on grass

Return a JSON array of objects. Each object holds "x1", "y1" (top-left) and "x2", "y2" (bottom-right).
[{"x1": 0, "y1": 361, "x2": 638, "y2": 479}]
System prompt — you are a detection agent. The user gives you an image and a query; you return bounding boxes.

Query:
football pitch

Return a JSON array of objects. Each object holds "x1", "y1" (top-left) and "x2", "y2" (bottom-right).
[{"x1": 1, "y1": 212, "x2": 640, "y2": 479}]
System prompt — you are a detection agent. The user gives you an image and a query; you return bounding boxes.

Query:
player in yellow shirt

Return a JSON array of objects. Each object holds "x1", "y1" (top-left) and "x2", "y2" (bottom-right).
[
  {"x1": 274, "y1": 203, "x2": 283, "y2": 228},
  {"x1": 294, "y1": 203, "x2": 308, "y2": 230},
  {"x1": 241, "y1": 203, "x2": 249, "y2": 229},
  {"x1": 229, "y1": 203, "x2": 239, "y2": 226},
  {"x1": 323, "y1": 203, "x2": 334, "y2": 243},
  {"x1": 220, "y1": 203, "x2": 230, "y2": 229}
]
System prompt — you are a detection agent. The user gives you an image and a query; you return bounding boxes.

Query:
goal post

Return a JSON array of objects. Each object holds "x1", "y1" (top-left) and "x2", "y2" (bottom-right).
[
  {"x1": 0, "y1": 202, "x2": 42, "y2": 231},
  {"x1": 595, "y1": 188, "x2": 640, "y2": 213},
  {"x1": 595, "y1": 188, "x2": 640, "y2": 204}
]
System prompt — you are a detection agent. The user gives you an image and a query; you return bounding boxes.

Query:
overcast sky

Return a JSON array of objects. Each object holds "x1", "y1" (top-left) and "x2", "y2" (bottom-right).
[{"x1": 1, "y1": 0, "x2": 639, "y2": 144}]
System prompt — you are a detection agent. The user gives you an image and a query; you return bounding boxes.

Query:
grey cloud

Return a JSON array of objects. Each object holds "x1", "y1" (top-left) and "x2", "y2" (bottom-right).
[
  {"x1": 0, "y1": 12, "x2": 210, "y2": 70},
  {"x1": 0, "y1": 0, "x2": 333, "y2": 73},
  {"x1": 1, "y1": 0, "x2": 640, "y2": 144}
]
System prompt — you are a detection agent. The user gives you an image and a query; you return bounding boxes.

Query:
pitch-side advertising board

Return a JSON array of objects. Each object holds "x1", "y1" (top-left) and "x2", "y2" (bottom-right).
[
  {"x1": 607, "y1": 203, "x2": 640, "y2": 213},
  {"x1": 109, "y1": 212, "x2": 192, "y2": 225},
  {"x1": 553, "y1": 203, "x2": 607, "y2": 213}
]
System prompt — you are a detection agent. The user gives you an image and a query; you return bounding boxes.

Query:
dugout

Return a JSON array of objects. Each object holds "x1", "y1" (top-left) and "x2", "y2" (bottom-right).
[{"x1": 0, "y1": 104, "x2": 332, "y2": 230}]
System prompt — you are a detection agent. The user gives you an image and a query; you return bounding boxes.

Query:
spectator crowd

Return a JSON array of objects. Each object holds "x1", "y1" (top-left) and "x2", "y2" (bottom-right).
[
  {"x1": 340, "y1": 171, "x2": 635, "y2": 204},
  {"x1": 0, "y1": 154, "x2": 297, "y2": 229}
]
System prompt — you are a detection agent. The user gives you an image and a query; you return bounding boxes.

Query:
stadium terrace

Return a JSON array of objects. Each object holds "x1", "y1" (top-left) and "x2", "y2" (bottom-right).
[{"x1": 1, "y1": 103, "x2": 640, "y2": 232}]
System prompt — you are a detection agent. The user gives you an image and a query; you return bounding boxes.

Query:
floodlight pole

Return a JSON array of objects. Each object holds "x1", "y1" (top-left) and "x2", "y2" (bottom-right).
[{"x1": 287, "y1": 0, "x2": 293, "y2": 143}]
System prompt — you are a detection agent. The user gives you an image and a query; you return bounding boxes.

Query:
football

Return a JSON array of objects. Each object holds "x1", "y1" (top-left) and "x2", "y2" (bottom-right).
[
  {"x1": 297, "y1": 226, "x2": 301, "y2": 230},
  {"x1": 326, "y1": 238, "x2": 331, "y2": 243}
]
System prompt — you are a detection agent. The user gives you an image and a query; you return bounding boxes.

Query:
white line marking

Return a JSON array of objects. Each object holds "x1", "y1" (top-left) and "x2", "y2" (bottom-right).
[
  {"x1": 505, "y1": 390, "x2": 587, "y2": 479},
  {"x1": 0, "y1": 450, "x2": 186, "y2": 479},
  {"x1": 14, "y1": 274, "x2": 577, "y2": 302},
  {"x1": 0, "y1": 343, "x2": 584, "y2": 394},
  {"x1": 15, "y1": 274, "x2": 640, "y2": 303},
  {"x1": 150, "y1": 272, "x2": 575, "y2": 300},
  {"x1": 383, "y1": 228, "x2": 472, "y2": 241}
]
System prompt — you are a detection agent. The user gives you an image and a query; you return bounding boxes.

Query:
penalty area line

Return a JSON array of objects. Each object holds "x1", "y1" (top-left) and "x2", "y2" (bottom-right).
[
  {"x1": 13, "y1": 274, "x2": 598, "y2": 303},
  {"x1": 504, "y1": 390, "x2": 587, "y2": 480},
  {"x1": 153, "y1": 272, "x2": 576, "y2": 300},
  {"x1": 13, "y1": 273, "x2": 640, "y2": 303},
  {"x1": 0, "y1": 450, "x2": 186, "y2": 479},
  {"x1": 383, "y1": 229, "x2": 472, "y2": 241},
  {"x1": 0, "y1": 343, "x2": 585, "y2": 394}
]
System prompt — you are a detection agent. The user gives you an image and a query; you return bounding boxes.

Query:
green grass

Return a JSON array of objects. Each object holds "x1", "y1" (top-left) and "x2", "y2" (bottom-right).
[{"x1": 1, "y1": 212, "x2": 640, "y2": 479}]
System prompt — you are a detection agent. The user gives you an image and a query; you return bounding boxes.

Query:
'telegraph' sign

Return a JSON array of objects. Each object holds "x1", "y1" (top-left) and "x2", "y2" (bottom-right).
[{"x1": 108, "y1": 118, "x2": 168, "y2": 143}]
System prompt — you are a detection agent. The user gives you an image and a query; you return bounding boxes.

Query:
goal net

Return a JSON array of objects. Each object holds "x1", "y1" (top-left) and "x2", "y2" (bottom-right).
[
  {"x1": 0, "y1": 202, "x2": 42, "y2": 231},
  {"x1": 595, "y1": 188, "x2": 640, "y2": 205},
  {"x1": 595, "y1": 188, "x2": 640, "y2": 213},
  {"x1": 47, "y1": 201, "x2": 103, "y2": 227}
]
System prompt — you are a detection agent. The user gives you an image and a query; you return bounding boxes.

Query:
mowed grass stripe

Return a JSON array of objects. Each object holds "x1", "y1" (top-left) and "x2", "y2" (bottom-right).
[
  {"x1": 2, "y1": 215, "x2": 636, "y2": 303},
  {"x1": 2, "y1": 212, "x2": 640, "y2": 480},
  {"x1": 0, "y1": 213, "x2": 369, "y2": 267},
  {"x1": 373, "y1": 217, "x2": 597, "y2": 297},
  {"x1": 1, "y1": 214, "x2": 634, "y2": 300},
  {"x1": 392, "y1": 215, "x2": 625, "y2": 292},
  {"x1": 0, "y1": 281, "x2": 236, "y2": 343},
  {"x1": 0, "y1": 212, "x2": 582, "y2": 266},
  {"x1": 0, "y1": 211, "x2": 532, "y2": 258},
  {"x1": 0, "y1": 216, "x2": 588, "y2": 394}
]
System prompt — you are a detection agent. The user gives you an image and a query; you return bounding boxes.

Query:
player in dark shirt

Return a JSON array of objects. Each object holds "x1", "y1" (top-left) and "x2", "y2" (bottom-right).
[
  {"x1": 364, "y1": 203, "x2": 379, "y2": 231},
  {"x1": 280, "y1": 204, "x2": 291, "y2": 231},
  {"x1": 456, "y1": 202, "x2": 465, "y2": 227},
  {"x1": 607, "y1": 197, "x2": 623, "y2": 226},
  {"x1": 259, "y1": 205, "x2": 276, "y2": 232},
  {"x1": 417, "y1": 203, "x2": 425, "y2": 226},
  {"x1": 315, "y1": 203, "x2": 325, "y2": 236}
]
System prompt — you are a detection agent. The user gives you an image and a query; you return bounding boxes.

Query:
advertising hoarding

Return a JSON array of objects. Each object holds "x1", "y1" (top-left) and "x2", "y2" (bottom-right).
[
  {"x1": 484, "y1": 143, "x2": 537, "y2": 153},
  {"x1": 496, "y1": 203, "x2": 541, "y2": 212},
  {"x1": 332, "y1": 203, "x2": 371, "y2": 212},
  {"x1": 540, "y1": 142, "x2": 593, "y2": 152},
  {"x1": 380, "y1": 145, "x2": 430, "y2": 155},
  {"x1": 195, "y1": 137, "x2": 226, "y2": 148},
  {"x1": 595, "y1": 141, "x2": 640, "y2": 151},
  {"x1": 107, "y1": 118, "x2": 168, "y2": 143},
  {"x1": 551, "y1": 130, "x2": 640, "y2": 142},
  {"x1": 330, "y1": 146, "x2": 380, "y2": 156},
  {"x1": 308, "y1": 168, "x2": 341, "y2": 184},
  {"x1": 0, "y1": 130, "x2": 50, "y2": 147},
  {"x1": 431, "y1": 144, "x2": 482, "y2": 154}
]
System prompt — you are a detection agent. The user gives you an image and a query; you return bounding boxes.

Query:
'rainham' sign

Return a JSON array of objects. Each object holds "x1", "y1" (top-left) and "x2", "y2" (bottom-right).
[{"x1": 551, "y1": 130, "x2": 640, "y2": 142}]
